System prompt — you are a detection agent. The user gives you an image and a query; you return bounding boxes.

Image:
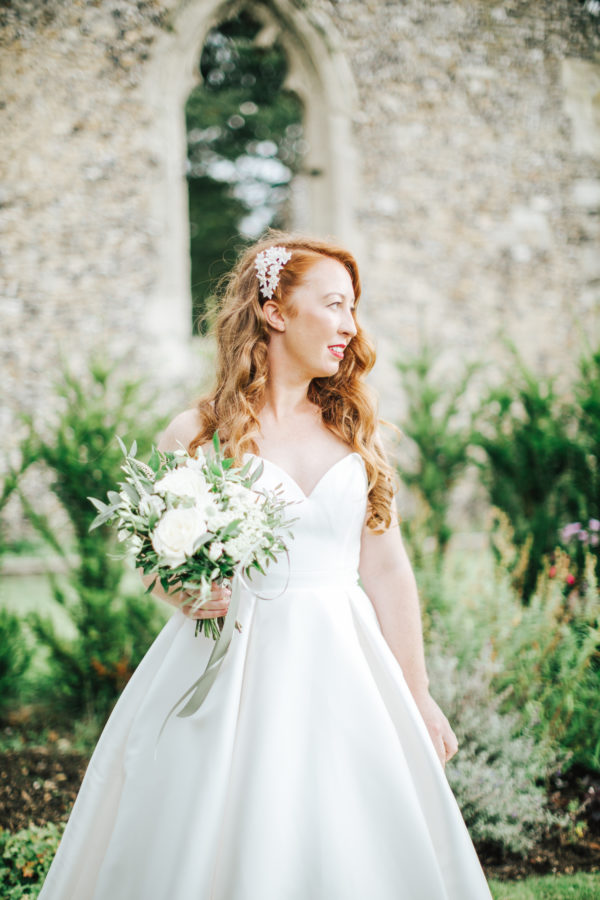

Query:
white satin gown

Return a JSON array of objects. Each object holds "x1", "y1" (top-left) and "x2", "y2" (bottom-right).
[{"x1": 39, "y1": 452, "x2": 492, "y2": 899}]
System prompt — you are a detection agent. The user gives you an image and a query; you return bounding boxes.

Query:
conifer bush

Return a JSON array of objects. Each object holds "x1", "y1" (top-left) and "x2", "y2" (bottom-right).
[
  {"x1": 472, "y1": 350, "x2": 581, "y2": 603},
  {"x1": 395, "y1": 343, "x2": 479, "y2": 562},
  {"x1": 15, "y1": 360, "x2": 169, "y2": 721},
  {"x1": 0, "y1": 609, "x2": 31, "y2": 720}
]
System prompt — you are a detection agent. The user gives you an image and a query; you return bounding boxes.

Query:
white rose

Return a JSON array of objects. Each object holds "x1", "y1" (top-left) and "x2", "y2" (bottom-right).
[
  {"x1": 151, "y1": 507, "x2": 207, "y2": 568},
  {"x1": 184, "y1": 451, "x2": 205, "y2": 471},
  {"x1": 208, "y1": 541, "x2": 225, "y2": 561},
  {"x1": 153, "y1": 467, "x2": 210, "y2": 505}
]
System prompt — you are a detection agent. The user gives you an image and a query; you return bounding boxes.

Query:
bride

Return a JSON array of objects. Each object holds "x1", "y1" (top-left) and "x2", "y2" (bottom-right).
[{"x1": 39, "y1": 232, "x2": 492, "y2": 898}]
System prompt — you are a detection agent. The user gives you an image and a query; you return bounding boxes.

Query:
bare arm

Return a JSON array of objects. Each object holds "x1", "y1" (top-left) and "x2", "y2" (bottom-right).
[
  {"x1": 139, "y1": 408, "x2": 230, "y2": 619},
  {"x1": 358, "y1": 500, "x2": 458, "y2": 767}
]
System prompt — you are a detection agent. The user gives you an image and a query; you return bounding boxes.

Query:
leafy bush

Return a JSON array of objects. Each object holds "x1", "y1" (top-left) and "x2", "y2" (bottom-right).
[
  {"x1": 0, "y1": 609, "x2": 31, "y2": 720},
  {"x1": 428, "y1": 643, "x2": 560, "y2": 857},
  {"x1": 473, "y1": 349, "x2": 581, "y2": 602},
  {"x1": 422, "y1": 523, "x2": 600, "y2": 775},
  {"x1": 396, "y1": 343, "x2": 479, "y2": 561},
  {"x1": 492, "y1": 548, "x2": 600, "y2": 773},
  {"x1": 0, "y1": 822, "x2": 63, "y2": 899},
  {"x1": 15, "y1": 360, "x2": 170, "y2": 721},
  {"x1": 28, "y1": 586, "x2": 166, "y2": 721},
  {"x1": 573, "y1": 348, "x2": 600, "y2": 526}
]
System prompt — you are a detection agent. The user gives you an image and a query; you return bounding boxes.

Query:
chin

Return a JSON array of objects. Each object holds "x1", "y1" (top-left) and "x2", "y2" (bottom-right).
[{"x1": 315, "y1": 361, "x2": 341, "y2": 379}]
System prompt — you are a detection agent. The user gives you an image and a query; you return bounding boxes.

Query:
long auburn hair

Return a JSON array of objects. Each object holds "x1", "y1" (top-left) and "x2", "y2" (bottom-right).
[{"x1": 189, "y1": 230, "x2": 396, "y2": 531}]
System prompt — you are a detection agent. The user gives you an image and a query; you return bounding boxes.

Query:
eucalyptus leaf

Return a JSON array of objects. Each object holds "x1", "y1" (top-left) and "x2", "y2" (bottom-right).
[
  {"x1": 88, "y1": 496, "x2": 108, "y2": 513},
  {"x1": 116, "y1": 434, "x2": 127, "y2": 456},
  {"x1": 248, "y1": 460, "x2": 264, "y2": 486}
]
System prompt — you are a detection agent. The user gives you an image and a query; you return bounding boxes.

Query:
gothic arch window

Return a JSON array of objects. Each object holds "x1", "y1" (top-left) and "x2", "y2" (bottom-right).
[
  {"x1": 147, "y1": 0, "x2": 358, "y2": 366},
  {"x1": 186, "y1": 10, "x2": 305, "y2": 332}
]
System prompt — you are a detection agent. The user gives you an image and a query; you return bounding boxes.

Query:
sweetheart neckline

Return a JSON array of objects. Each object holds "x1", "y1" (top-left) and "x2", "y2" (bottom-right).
[{"x1": 244, "y1": 451, "x2": 362, "y2": 500}]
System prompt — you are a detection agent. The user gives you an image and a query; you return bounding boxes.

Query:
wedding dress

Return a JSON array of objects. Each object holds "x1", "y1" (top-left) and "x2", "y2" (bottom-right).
[{"x1": 39, "y1": 452, "x2": 492, "y2": 899}]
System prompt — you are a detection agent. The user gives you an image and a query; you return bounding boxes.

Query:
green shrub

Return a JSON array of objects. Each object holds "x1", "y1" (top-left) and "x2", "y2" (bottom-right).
[
  {"x1": 28, "y1": 586, "x2": 166, "y2": 721},
  {"x1": 0, "y1": 822, "x2": 64, "y2": 899},
  {"x1": 396, "y1": 343, "x2": 479, "y2": 561},
  {"x1": 573, "y1": 348, "x2": 600, "y2": 525},
  {"x1": 16, "y1": 360, "x2": 170, "y2": 721},
  {"x1": 428, "y1": 643, "x2": 560, "y2": 857},
  {"x1": 561, "y1": 348, "x2": 600, "y2": 584},
  {"x1": 493, "y1": 548, "x2": 600, "y2": 772},
  {"x1": 18, "y1": 359, "x2": 165, "y2": 592},
  {"x1": 423, "y1": 528, "x2": 600, "y2": 775},
  {"x1": 473, "y1": 348, "x2": 581, "y2": 602},
  {"x1": 0, "y1": 609, "x2": 31, "y2": 720}
]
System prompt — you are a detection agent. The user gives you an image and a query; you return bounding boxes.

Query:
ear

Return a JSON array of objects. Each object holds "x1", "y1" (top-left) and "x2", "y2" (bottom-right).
[{"x1": 262, "y1": 300, "x2": 286, "y2": 332}]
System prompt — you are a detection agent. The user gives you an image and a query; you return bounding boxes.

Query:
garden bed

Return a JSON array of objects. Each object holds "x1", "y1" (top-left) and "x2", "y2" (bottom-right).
[{"x1": 1, "y1": 740, "x2": 598, "y2": 883}]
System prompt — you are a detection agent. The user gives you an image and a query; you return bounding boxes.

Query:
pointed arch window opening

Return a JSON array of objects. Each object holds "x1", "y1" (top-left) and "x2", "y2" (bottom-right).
[{"x1": 186, "y1": 9, "x2": 306, "y2": 333}]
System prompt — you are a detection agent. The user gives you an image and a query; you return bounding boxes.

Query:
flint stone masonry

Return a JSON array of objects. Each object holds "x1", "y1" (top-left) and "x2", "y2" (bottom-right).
[{"x1": 1, "y1": 0, "x2": 600, "y2": 534}]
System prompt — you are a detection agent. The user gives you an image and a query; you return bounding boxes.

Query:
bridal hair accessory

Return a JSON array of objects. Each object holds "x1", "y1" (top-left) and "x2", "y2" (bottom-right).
[{"x1": 254, "y1": 245, "x2": 292, "y2": 299}]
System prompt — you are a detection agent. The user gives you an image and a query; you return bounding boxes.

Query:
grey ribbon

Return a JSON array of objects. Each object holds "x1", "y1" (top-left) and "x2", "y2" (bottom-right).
[{"x1": 156, "y1": 552, "x2": 289, "y2": 748}]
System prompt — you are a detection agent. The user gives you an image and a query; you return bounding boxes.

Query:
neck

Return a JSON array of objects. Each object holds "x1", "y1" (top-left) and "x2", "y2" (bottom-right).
[{"x1": 261, "y1": 341, "x2": 314, "y2": 422}]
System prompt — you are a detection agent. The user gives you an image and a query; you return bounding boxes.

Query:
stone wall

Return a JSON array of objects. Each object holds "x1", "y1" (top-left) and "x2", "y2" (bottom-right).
[{"x1": 1, "y1": 0, "x2": 600, "y2": 531}]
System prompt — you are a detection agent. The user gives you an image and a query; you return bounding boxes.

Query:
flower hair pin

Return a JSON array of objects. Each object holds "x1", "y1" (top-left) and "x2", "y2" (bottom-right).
[{"x1": 254, "y1": 245, "x2": 292, "y2": 300}]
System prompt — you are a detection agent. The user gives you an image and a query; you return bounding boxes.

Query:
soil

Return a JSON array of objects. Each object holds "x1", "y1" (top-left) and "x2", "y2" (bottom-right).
[{"x1": 1, "y1": 741, "x2": 599, "y2": 882}]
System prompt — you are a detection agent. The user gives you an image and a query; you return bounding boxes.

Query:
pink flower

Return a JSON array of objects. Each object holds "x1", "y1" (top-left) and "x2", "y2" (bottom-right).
[
  {"x1": 548, "y1": 565, "x2": 557, "y2": 578},
  {"x1": 588, "y1": 518, "x2": 600, "y2": 532},
  {"x1": 561, "y1": 522, "x2": 581, "y2": 542},
  {"x1": 577, "y1": 530, "x2": 589, "y2": 543},
  {"x1": 566, "y1": 573, "x2": 576, "y2": 586}
]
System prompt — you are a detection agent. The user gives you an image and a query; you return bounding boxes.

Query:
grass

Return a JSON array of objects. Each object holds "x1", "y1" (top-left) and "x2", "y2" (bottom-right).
[{"x1": 489, "y1": 872, "x2": 600, "y2": 899}]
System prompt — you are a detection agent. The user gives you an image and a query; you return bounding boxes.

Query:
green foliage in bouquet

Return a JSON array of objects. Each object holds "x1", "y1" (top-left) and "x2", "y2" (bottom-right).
[
  {"x1": 472, "y1": 348, "x2": 581, "y2": 603},
  {"x1": 15, "y1": 360, "x2": 169, "y2": 721},
  {"x1": 396, "y1": 343, "x2": 479, "y2": 562},
  {"x1": 90, "y1": 433, "x2": 296, "y2": 641},
  {"x1": 427, "y1": 644, "x2": 561, "y2": 857},
  {"x1": 0, "y1": 822, "x2": 64, "y2": 899}
]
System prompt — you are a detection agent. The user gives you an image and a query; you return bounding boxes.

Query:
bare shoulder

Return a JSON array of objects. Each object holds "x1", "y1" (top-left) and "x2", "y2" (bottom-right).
[{"x1": 158, "y1": 408, "x2": 203, "y2": 453}]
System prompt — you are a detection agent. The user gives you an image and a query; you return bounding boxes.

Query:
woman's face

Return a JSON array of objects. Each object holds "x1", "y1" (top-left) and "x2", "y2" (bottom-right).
[{"x1": 269, "y1": 257, "x2": 358, "y2": 381}]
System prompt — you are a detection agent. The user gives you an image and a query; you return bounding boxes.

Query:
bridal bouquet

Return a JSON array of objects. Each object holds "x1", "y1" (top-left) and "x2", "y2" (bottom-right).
[{"x1": 89, "y1": 434, "x2": 295, "y2": 639}]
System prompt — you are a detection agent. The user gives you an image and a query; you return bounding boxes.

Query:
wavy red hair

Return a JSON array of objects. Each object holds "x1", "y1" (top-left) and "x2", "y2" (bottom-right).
[{"x1": 189, "y1": 230, "x2": 396, "y2": 530}]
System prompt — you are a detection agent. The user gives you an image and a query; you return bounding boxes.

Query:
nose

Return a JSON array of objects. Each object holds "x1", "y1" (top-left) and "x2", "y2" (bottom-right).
[{"x1": 340, "y1": 307, "x2": 357, "y2": 338}]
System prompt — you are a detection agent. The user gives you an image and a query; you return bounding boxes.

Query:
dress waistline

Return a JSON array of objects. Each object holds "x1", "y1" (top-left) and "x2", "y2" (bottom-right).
[{"x1": 243, "y1": 568, "x2": 359, "y2": 595}]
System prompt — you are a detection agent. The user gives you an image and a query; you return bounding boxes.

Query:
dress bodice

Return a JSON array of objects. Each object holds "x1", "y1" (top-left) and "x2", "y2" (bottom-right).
[{"x1": 244, "y1": 452, "x2": 368, "y2": 590}]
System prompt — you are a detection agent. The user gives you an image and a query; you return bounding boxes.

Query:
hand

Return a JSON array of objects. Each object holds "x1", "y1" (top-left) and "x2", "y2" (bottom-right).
[
  {"x1": 179, "y1": 583, "x2": 232, "y2": 620},
  {"x1": 139, "y1": 569, "x2": 232, "y2": 620},
  {"x1": 412, "y1": 691, "x2": 459, "y2": 768}
]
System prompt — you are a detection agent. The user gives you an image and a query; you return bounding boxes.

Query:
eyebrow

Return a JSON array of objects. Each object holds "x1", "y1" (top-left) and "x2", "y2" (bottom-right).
[{"x1": 324, "y1": 291, "x2": 356, "y2": 304}]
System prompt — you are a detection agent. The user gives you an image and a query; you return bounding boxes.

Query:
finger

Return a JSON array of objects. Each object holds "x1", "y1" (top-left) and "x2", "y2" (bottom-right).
[
  {"x1": 189, "y1": 607, "x2": 229, "y2": 620},
  {"x1": 435, "y1": 741, "x2": 446, "y2": 767},
  {"x1": 444, "y1": 738, "x2": 459, "y2": 763},
  {"x1": 186, "y1": 597, "x2": 231, "y2": 618}
]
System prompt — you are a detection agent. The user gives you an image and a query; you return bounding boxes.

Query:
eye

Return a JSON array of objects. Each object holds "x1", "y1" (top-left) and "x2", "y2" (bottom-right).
[{"x1": 328, "y1": 300, "x2": 342, "y2": 308}]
